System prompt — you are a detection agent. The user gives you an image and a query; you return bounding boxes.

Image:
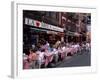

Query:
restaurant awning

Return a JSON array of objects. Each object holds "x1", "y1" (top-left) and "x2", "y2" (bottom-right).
[{"x1": 66, "y1": 31, "x2": 81, "y2": 36}]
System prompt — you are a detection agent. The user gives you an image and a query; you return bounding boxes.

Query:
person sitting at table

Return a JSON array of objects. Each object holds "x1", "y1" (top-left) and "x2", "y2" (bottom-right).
[
  {"x1": 28, "y1": 48, "x2": 38, "y2": 69},
  {"x1": 57, "y1": 44, "x2": 63, "y2": 61},
  {"x1": 54, "y1": 40, "x2": 61, "y2": 49},
  {"x1": 85, "y1": 42, "x2": 91, "y2": 52},
  {"x1": 52, "y1": 46, "x2": 59, "y2": 63},
  {"x1": 36, "y1": 49, "x2": 45, "y2": 68}
]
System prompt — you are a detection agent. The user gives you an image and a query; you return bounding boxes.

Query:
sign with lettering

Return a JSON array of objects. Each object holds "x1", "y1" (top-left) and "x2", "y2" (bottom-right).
[
  {"x1": 25, "y1": 18, "x2": 34, "y2": 26},
  {"x1": 25, "y1": 18, "x2": 64, "y2": 32}
]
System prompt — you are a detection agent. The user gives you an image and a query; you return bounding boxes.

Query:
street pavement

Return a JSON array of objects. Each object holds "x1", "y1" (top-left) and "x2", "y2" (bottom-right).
[{"x1": 55, "y1": 50, "x2": 91, "y2": 68}]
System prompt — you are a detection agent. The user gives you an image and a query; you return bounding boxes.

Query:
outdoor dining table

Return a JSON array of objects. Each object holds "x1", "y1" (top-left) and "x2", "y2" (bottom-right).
[
  {"x1": 57, "y1": 49, "x2": 66, "y2": 60},
  {"x1": 44, "y1": 51, "x2": 54, "y2": 67},
  {"x1": 65, "y1": 47, "x2": 77, "y2": 56}
]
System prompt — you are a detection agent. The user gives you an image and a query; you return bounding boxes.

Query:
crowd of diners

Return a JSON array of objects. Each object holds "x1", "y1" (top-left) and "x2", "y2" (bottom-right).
[{"x1": 23, "y1": 40, "x2": 91, "y2": 69}]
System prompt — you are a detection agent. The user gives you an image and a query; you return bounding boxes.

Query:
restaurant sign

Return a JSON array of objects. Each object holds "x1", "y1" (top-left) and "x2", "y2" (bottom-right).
[{"x1": 25, "y1": 18, "x2": 64, "y2": 32}]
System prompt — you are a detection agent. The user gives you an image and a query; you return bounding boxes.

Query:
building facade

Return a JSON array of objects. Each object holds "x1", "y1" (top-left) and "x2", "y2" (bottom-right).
[{"x1": 23, "y1": 10, "x2": 91, "y2": 54}]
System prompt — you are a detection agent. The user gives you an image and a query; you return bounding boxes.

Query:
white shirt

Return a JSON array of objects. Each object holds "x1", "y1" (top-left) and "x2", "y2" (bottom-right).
[
  {"x1": 36, "y1": 51, "x2": 45, "y2": 62},
  {"x1": 53, "y1": 48, "x2": 58, "y2": 54}
]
